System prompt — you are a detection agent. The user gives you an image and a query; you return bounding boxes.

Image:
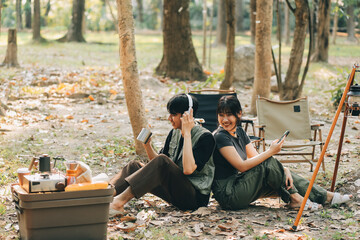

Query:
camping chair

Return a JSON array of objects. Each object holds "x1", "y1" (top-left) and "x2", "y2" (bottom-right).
[
  {"x1": 256, "y1": 97, "x2": 325, "y2": 172},
  {"x1": 189, "y1": 89, "x2": 263, "y2": 148}
]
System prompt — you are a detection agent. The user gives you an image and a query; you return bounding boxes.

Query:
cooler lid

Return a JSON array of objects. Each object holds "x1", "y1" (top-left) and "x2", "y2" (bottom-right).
[{"x1": 12, "y1": 184, "x2": 114, "y2": 202}]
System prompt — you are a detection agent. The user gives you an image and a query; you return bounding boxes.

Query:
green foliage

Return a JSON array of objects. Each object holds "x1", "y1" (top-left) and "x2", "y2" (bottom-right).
[
  {"x1": 320, "y1": 209, "x2": 331, "y2": 219},
  {"x1": 332, "y1": 231, "x2": 344, "y2": 240},
  {"x1": 1, "y1": 2, "x2": 15, "y2": 28},
  {"x1": 0, "y1": 201, "x2": 6, "y2": 215},
  {"x1": 325, "y1": 67, "x2": 350, "y2": 107},
  {"x1": 189, "y1": 1, "x2": 204, "y2": 30},
  {"x1": 193, "y1": 72, "x2": 224, "y2": 90}
]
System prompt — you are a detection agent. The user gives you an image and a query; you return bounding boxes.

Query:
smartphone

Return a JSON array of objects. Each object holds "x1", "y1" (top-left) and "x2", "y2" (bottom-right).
[{"x1": 277, "y1": 130, "x2": 290, "y2": 143}]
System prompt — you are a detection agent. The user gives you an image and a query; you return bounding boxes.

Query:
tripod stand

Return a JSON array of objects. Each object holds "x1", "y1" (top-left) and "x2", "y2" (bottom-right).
[{"x1": 291, "y1": 64, "x2": 359, "y2": 231}]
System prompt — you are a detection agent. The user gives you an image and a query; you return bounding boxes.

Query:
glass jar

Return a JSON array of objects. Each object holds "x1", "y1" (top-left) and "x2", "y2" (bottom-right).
[{"x1": 66, "y1": 169, "x2": 77, "y2": 186}]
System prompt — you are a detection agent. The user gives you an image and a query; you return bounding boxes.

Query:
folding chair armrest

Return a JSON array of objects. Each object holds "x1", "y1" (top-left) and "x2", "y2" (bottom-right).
[
  {"x1": 241, "y1": 116, "x2": 257, "y2": 122},
  {"x1": 255, "y1": 124, "x2": 266, "y2": 129},
  {"x1": 311, "y1": 122, "x2": 324, "y2": 130}
]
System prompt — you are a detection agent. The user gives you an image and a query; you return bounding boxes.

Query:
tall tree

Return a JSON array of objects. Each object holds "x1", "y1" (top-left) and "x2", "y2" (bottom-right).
[
  {"x1": 250, "y1": 0, "x2": 272, "y2": 115},
  {"x1": 283, "y1": 1, "x2": 291, "y2": 45},
  {"x1": 105, "y1": 0, "x2": 117, "y2": 32},
  {"x1": 136, "y1": 0, "x2": 144, "y2": 24},
  {"x1": 1, "y1": 29, "x2": 20, "y2": 67},
  {"x1": 310, "y1": 0, "x2": 318, "y2": 55},
  {"x1": 215, "y1": 0, "x2": 227, "y2": 46},
  {"x1": 312, "y1": 0, "x2": 331, "y2": 62},
  {"x1": 236, "y1": 0, "x2": 243, "y2": 32},
  {"x1": 116, "y1": 0, "x2": 148, "y2": 156},
  {"x1": 43, "y1": 0, "x2": 51, "y2": 26},
  {"x1": 220, "y1": 0, "x2": 235, "y2": 90},
  {"x1": 16, "y1": 0, "x2": 23, "y2": 31},
  {"x1": 58, "y1": 0, "x2": 86, "y2": 42},
  {"x1": 346, "y1": 2, "x2": 358, "y2": 42},
  {"x1": 0, "y1": 1, "x2": 2, "y2": 34},
  {"x1": 280, "y1": 0, "x2": 311, "y2": 100},
  {"x1": 202, "y1": 0, "x2": 207, "y2": 66},
  {"x1": 250, "y1": 0, "x2": 256, "y2": 44},
  {"x1": 24, "y1": 0, "x2": 32, "y2": 29},
  {"x1": 155, "y1": 0, "x2": 205, "y2": 81},
  {"x1": 33, "y1": 0, "x2": 45, "y2": 42},
  {"x1": 332, "y1": 0, "x2": 339, "y2": 44}
]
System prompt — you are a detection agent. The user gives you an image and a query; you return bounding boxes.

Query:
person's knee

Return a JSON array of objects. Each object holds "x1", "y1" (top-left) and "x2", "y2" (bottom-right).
[
  {"x1": 126, "y1": 160, "x2": 143, "y2": 172},
  {"x1": 152, "y1": 154, "x2": 172, "y2": 167}
]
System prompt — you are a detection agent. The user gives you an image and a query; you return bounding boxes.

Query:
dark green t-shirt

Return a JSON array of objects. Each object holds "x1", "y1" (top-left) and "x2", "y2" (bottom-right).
[{"x1": 213, "y1": 126, "x2": 251, "y2": 179}]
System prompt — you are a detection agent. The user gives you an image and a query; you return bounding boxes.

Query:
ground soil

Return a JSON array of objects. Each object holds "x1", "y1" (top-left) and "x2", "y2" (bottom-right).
[{"x1": 0, "y1": 62, "x2": 359, "y2": 239}]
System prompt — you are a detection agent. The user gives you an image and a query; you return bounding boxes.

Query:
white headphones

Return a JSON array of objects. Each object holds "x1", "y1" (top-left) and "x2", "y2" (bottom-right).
[{"x1": 186, "y1": 94, "x2": 193, "y2": 114}]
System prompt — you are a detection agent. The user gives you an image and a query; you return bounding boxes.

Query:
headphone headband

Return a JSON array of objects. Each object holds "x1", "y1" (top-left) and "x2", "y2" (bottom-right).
[{"x1": 186, "y1": 94, "x2": 193, "y2": 113}]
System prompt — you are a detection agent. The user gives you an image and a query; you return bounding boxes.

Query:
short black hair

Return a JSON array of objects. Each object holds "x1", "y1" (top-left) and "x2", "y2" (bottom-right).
[
  {"x1": 216, "y1": 95, "x2": 242, "y2": 124},
  {"x1": 167, "y1": 93, "x2": 198, "y2": 117}
]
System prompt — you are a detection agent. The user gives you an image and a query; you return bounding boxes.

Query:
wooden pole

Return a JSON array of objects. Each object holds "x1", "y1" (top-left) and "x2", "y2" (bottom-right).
[
  {"x1": 291, "y1": 64, "x2": 357, "y2": 231},
  {"x1": 330, "y1": 105, "x2": 349, "y2": 192}
]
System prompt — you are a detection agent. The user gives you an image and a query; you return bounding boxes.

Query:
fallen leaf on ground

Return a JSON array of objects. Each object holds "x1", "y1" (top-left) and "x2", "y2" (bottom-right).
[
  {"x1": 191, "y1": 207, "x2": 211, "y2": 216},
  {"x1": 116, "y1": 222, "x2": 138, "y2": 233},
  {"x1": 120, "y1": 215, "x2": 137, "y2": 222}
]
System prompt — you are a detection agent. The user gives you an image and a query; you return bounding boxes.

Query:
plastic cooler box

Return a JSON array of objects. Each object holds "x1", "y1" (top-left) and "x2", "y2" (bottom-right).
[{"x1": 11, "y1": 184, "x2": 114, "y2": 240}]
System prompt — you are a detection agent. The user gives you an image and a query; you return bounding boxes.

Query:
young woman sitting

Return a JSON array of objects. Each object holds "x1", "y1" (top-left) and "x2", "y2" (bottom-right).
[{"x1": 211, "y1": 95, "x2": 352, "y2": 211}]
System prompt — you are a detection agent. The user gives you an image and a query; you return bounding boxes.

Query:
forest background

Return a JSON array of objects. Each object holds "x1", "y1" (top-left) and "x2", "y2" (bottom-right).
[{"x1": 0, "y1": 0, "x2": 360, "y2": 239}]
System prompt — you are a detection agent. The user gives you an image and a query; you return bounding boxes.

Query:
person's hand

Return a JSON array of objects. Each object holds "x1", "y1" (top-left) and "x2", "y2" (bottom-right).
[
  {"x1": 181, "y1": 109, "x2": 195, "y2": 137},
  {"x1": 268, "y1": 137, "x2": 284, "y2": 155},
  {"x1": 284, "y1": 167, "x2": 294, "y2": 190}
]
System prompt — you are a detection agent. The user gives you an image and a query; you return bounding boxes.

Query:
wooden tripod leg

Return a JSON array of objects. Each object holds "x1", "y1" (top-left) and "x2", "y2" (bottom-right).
[
  {"x1": 291, "y1": 65, "x2": 357, "y2": 231},
  {"x1": 330, "y1": 107, "x2": 349, "y2": 192}
]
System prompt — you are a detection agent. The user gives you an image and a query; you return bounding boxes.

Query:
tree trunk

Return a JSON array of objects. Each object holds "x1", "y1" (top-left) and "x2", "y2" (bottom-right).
[
  {"x1": 43, "y1": 0, "x2": 51, "y2": 26},
  {"x1": 25, "y1": 0, "x2": 32, "y2": 29},
  {"x1": 208, "y1": 0, "x2": 216, "y2": 68},
  {"x1": 0, "y1": 2, "x2": 2, "y2": 34},
  {"x1": 310, "y1": 0, "x2": 318, "y2": 55},
  {"x1": 136, "y1": 0, "x2": 144, "y2": 24},
  {"x1": 202, "y1": 0, "x2": 207, "y2": 66},
  {"x1": 155, "y1": 0, "x2": 205, "y2": 81},
  {"x1": 236, "y1": 0, "x2": 243, "y2": 32},
  {"x1": 284, "y1": 1, "x2": 291, "y2": 45},
  {"x1": 1, "y1": 29, "x2": 20, "y2": 68},
  {"x1": 346, "y1": 4, "x2": 358, "y2": 43},
  {"x1": 215, "y1": 0, "x2": 227, "y2": 46},
  {"x1": 276, "y1": 0, "x2": 282, "y2": 89},
  {"x1": 281, "y1": 0, "x2": 309, "y2": 100},
  {"x1": 116, "y1": 0, "x2": 148, "y2": 157},
  {"x1": 250, "y1": 0, "x2": 256, "y2": 44},
  {"x1": 105, "y1": 0, "x2": 118, "y2": 32},
  {"x1": 250, "y1": 0, "x2": 272, "y2": 115},
  {"x1": 33, "y1": 0, "x2": 45, "y2": 42},
  {"x1": 158, "y1": 0, "x2": 163, "y2": 30},
  {"x1": 58, "y1": 0, "x2": 86, "y2": 42},
  {"x1": 312, "y1": 0, "x2": 330, "y2": 62},
  {"x1": 16, "y1": 0, "x2": 23, "y2": 31},
  {"x1": 220, "y1": 0, "x2": 235, "y2": 90},
  {"x1": 331, "y1": 0, "x2": 338, "y2": 45}
]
